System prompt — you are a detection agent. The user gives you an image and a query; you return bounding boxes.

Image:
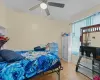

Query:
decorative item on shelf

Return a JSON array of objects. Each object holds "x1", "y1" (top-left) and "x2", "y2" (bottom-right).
[
  {"x1": 0, "y1": 36, "x2": 9, "y2": 49},
  {"x1": 61, "y1": 33, "x2": 69, "y2": 36},
  {"x1": 93, "y1": 75, "x2": 100, "y2": 80}
]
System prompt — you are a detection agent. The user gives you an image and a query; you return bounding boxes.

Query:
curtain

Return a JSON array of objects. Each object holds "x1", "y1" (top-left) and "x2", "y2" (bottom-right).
[
  {"x1": 72, "y1": 20, "x2": 86, "y2": 55},
  {"x1": 72, "y1": 12, "x2": 100, "y2": 55},
  {"x1": 92, "y1": 12, "x2": 100, "y2": 25}
]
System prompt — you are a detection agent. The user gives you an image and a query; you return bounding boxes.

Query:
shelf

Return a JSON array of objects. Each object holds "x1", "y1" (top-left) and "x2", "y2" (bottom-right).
[
  {"x1": 78, "y1": 66, "x2": 93, "y2": 79},
  {"x1": 79, "y1": 63, "x2": 100, "y2": 75}
]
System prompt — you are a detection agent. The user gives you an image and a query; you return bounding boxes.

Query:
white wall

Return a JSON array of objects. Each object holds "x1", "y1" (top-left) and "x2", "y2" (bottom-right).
[
  {"x1": 0, "y1": 0, "x2": 7, "y2": 28},
  {"x1": 5, "y1": 8, "x2": 70, "y2": 57},
  {"x1": 0, "y1": 2, "x2": 70, "y2": 58}
]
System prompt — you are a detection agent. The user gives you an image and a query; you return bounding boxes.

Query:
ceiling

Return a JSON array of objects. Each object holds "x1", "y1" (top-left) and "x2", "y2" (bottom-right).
[{"x1": 3, "y1": 0, "x2": 100, "y2": 20}]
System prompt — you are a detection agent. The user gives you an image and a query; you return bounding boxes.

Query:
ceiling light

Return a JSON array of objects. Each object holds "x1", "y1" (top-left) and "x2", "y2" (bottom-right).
[{"x1": 40, "y1": 3, "x2": 47, "y2": 9}]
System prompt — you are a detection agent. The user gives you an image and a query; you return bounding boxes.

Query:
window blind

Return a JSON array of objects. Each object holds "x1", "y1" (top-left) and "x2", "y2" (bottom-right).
[{"x1": 72, "y1": 12, "x2": 100, "y2": 55}]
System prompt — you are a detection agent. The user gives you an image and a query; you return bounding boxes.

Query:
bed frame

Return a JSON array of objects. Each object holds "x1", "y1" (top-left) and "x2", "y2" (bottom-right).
[
  {"x1": 0, "y1": 39, "x2": 62, "y2": 80},
  {"x1": 25, "y1": 65, "x2": 63, "y2": 80}
]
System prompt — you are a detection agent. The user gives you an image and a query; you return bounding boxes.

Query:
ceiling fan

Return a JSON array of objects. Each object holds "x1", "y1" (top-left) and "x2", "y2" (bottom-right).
[{"x1": 29, "y1": 0, "x2": 65, "y2": 16}]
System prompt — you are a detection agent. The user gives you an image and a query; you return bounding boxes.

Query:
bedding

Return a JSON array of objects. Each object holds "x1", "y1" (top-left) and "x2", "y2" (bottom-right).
[
  {"x1": 0, "y1": 50, "x2": 24, "y2": 62},
  {"x1": 0, "y1": 51, "x2": 61, "y2": 80},
  {"x1": 0, "y1": 57, "x2": 4, "y2": 62}
]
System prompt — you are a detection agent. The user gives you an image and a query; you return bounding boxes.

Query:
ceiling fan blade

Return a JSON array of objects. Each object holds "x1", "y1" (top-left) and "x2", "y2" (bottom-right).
[
  {"x1": 29, "y1": 4, "x2": 40, "y2": 11},
  {"x1": 48, "y1": 2, "x2": 65, "y2": 8},
  {"x1": 38, "y1": 0, "x2": 47, "y2": 3},
  {"x1": 45, "y1": 8, "x2": 50, "y2": 16},
  {"x1": 43, "y1": 0, "x2": 47, "y2": 3}
]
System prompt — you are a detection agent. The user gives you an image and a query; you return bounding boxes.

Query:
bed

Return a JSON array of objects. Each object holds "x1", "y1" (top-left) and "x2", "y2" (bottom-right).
[{"x1": 0, "y1": 43, "x2": 62, "y2": 80}]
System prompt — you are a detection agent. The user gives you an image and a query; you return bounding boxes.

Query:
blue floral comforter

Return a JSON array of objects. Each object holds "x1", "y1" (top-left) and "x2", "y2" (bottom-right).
[{"x1": 0, "y1": 52, "x2": 61, "y2": 80}]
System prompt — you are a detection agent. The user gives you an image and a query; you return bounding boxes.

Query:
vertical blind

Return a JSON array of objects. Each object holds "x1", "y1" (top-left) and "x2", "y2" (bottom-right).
[{"x1": 72, "y1": 12, "x2": 100, "y2": 55}]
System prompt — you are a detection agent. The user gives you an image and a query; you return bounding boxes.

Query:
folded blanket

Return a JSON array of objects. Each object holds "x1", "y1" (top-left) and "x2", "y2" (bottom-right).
[
  {"x1": 34, "y1": 46, "x2": 46, "y2": 51},
  {"x1": 2, "y1": 63, "x2": 25, "y2": 80}
]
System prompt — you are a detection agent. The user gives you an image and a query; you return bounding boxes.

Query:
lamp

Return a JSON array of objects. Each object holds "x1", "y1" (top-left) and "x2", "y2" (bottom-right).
[{"x1": 40, "y1": 3, "x2": 47, "y2": 9}]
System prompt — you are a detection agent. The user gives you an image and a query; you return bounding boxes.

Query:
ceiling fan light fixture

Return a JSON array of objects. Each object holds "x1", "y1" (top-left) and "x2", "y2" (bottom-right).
[{"x1": 40, "y1": 3, "x2": 47, "y2": 9}]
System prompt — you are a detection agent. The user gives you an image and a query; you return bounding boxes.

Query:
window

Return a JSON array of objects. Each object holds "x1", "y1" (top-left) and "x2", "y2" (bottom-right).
[{"x1": 72, "y1": 12, "x2": 100, "y2": 55}]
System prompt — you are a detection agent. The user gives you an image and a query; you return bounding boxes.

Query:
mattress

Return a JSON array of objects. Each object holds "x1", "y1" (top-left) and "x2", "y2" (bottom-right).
[{"x1": 0, "y1": 51, "x2": 61, "y2": 80}]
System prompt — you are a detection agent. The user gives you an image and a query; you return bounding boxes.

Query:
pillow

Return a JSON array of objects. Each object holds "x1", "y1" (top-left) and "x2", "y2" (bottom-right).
[
  {"x1": 0, "y1": 49, "x2": 24, "y2": 62},
  {"x1": 0, "y1": 56, "x2": 4, "y2": 62}
]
